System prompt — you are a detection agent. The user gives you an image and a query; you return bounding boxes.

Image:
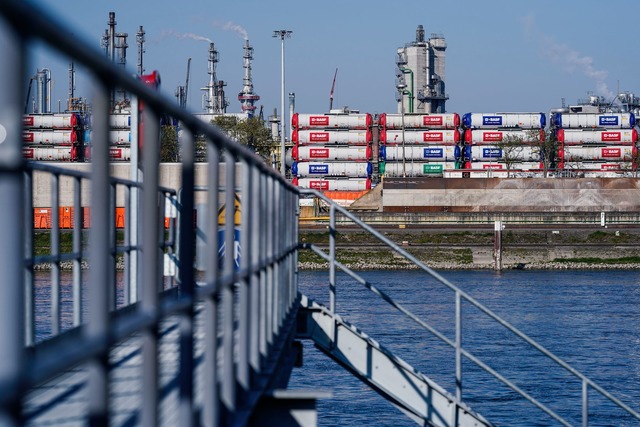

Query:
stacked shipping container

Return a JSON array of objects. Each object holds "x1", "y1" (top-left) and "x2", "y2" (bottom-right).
[
  {"x1": 377, "y1": 113, "x2": 462, "y2": 177},
  {"x1": 290, "y1": 112, "x2": 373, "y2": 192},
  {"x1": 461, "y1": 112, "x2": 546, "y2": 177},
  {"x1": 22, "y1": 113, "x2": 84, "y2": 161},
  {"x1": 553, "y1": 113, "x2": 638, "y2": 174}
]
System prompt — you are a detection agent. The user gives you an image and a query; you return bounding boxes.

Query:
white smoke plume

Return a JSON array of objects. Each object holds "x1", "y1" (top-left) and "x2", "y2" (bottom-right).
[
  {"x1": 161, "y1": 29, "x2": 212, "y2": 43},
  {"x1": 212, "y1": 21, "x2": 248, "y2": 40},
  {"x1": 523, "y1": 14, "x2": 614, "y2": 100}
]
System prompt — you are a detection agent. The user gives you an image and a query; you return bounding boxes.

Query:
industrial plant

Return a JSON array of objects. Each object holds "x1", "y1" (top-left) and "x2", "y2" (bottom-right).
[{"x1": 21, "y1": 17, "x2": 640, "y2": 206}]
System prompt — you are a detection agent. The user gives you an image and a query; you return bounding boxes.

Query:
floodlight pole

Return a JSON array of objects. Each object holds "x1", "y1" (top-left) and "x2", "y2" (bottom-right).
[{"x1": 273, "y1": 30, "x2": 292, "y2": 176}]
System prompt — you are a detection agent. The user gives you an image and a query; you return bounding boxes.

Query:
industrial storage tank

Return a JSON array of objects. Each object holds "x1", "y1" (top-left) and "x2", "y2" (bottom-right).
[
  {"x1": 464, "y1": 129, "x2": 544, "y2": 144},
  {"x1": 292, "y1": 146, "x2": 372, "y2": 162},
  {"x1": 292, "y1": 177, "x2": 372, "y2": 191},
  {"x1": 556, "y1": 129, "x2": 638, "y2": 144},
  {"x1": 465, "y1": 145, "x2": 543, "y2": 162},
  {"x1": 22, "y1": 130, "x2": 78, "y2": 145},
  {"x1": 291, "y1": 161, "x2": 372, "y2": 177},
  {"x1": 462, "y1": 112, "x2": 545, "y2": 129},
  {"x1": 108, "y1": 147, "x2": 131, "y2": 161},
  {"x1": 292, "y1": 129, "x2": 372, "y2": 145},
  {"x1": 379, "y1": 161, "x2": 460, "y2": 176},
  {"x1": 380, "y1": 145, "x2": 461, "y2": 161},
  {"x1": 22, "y1": 146, "x2": 77, "y2": 161},
  {"x1": 379, "y1": 113, "x2": 460, "y2": 129},
  {"x1": 23, "y1": 113, "x2": 81, "y2": 129},
  {"x1": 291, "y1": 113, "x2": 372, "y2": 130},
  {"x1": 380, "y1": 129, "x2": 461, "y2": 144},
  {"x1": 109, "y1": 114, "x2": 132, "y2": 128},
  {"x1": 83, "y1": 147, "x2": 132, "y2": 161},
  {"x1": 558, "y1": 161, "x2": 630, "y2": 171},
  {"x1": 557, "y1": 146, "x2": 636, "y2": 162},
  {"x1": 85, "y1": 130, "x2": 131, "y2": 144},
  {"x1": 553, "y1": 112, "x2": 635, "y2": 129},
  {"x1": 466, "y1": 161, "x2": 543, "y2": 170}
]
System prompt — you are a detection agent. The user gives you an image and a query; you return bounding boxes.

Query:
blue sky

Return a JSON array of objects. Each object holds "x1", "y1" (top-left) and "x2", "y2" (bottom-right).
[{"x1": 29, "y1": 0, "x2": 639, "y2": 117}]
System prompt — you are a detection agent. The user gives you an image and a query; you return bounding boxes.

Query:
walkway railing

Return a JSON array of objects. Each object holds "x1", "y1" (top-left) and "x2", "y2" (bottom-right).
[
  {"x1": 299, "y1": 188, "x2": 640, "y2": 426},
  {"x1": 0, "y1": 1, "x2": 298, "y2": 425}
]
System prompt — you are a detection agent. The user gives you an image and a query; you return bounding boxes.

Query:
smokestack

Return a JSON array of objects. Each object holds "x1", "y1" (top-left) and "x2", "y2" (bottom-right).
[
  {"x1": 416, "y1": 24, "x2": 425, "y2": 43},
  {"x1": 136, "y1": 26, "x2": 145, "y2": 76}
]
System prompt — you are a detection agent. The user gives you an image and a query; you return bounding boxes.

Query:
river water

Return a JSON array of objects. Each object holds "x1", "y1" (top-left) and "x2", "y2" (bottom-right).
[
  {"x1": 32, "y1": 269, "x2": 640, "y2": 425},
  {"x1": 288, "y1": 269, "x2": 640, "y2": 426}
]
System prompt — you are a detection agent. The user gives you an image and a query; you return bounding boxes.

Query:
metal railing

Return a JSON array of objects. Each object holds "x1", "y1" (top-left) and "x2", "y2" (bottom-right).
[
  {"x1": 299, "y1": 188, "x2": 640, "y2": 426},
  {"x1": 0, "y1": 1, "x2": 299, "y2": 426}
]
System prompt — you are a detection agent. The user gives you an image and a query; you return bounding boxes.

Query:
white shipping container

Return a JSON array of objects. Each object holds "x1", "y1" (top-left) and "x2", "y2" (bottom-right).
[
  {"x1": 22, "y1": 130, "x2": 78, "y2": 145},
  {"x1": 22, "y1": 113, "x2": 80, "y2": 129},
  {"x1": 292, "y1": 113, "x2": 372, "y2": 129},
  {"x1": 379, "y1": 113, "x2": 460, "y2": 129},
  {"x1": 556, "y1": 129, "x2": 638, "y2": 144},
  {"x1": 292, "y1": 146, "x2": 372, "y2": 161},
  {"x1": 462, "y1": 112, "x2": 545, "y2": 129},
  {"x1": 466, "y1": 145, "x2": 543, "y2": 162},
  {"x1": 292, "y1": 161, "x2": 372, "y2": 177},
  {"x1": 464, "y1": 129, "x2": 544, "y2": 144},
  {"x1": 380, "y1": 162, "x2": 459, "y2": 177},
  {"x1": 293, "y1": 177, "x2": 371, "y2": 191},
  {"x1": 292, "y1": 129, "x2": 371, "y2": 145},
  {"x1": 380, "y1": 129, "x2": 460, "y2": 144},
  {"x1": 553, "y1": 112, "x2": 635, "y2": 129},
  {"x1": 380, "y1": 145, "x2": 461, "y2": 161},
  {"x1": 558, "y1": 145, "x2": 636, "y2": 161},
  {"x1": 22, "y1": 146, "x2": 77, "y2": 161}
]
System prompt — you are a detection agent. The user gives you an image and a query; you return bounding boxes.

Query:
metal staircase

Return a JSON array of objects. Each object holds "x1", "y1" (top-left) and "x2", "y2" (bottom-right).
[{"x1": 297, "y1": 295, "x2": 492, "y2": 427}]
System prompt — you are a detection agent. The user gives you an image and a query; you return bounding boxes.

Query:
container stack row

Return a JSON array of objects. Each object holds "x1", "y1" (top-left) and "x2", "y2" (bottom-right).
[
  {"x1": 377, "y1": 113, "x2": 462, "y2": 177},
  {"x1": 84, "y1": 113, "x2": 133, "y2": 161},
  {"x1": 553, "y1": 112, "x2": 637, "y2": 175},
  {"x1": 22, "y1": 113, "x2": 85, "y2": 161},
  {"x1": 290, "y1": 112, "x2": 373, "y2": 194},
  {"x1": 460, "y1": 112, "x2": 546, "y2": 177}
]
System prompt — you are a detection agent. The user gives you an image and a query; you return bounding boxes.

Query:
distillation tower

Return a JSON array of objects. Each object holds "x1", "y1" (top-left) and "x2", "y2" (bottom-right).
[
  {"x1": 238, "y1": 39, "x2": 260, "y2": 118},
  {"x1": 396, "y1": 25, "x2": 448, "y2": 114},
  {"x1": 201, "y1": 43, "x2": 228, "y2": 114}
]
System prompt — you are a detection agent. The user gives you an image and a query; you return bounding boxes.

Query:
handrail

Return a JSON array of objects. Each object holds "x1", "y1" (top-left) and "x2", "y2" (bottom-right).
[
  {"x1": 300, "y1": 187, "x2": 640, "y2": 425},
  {"x1": 1, "y1": 1, "x2": 301, "y2": 426}
]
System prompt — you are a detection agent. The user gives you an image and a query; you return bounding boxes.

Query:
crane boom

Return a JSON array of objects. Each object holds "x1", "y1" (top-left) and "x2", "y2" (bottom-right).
[
  {"x1": 329, "y1": 67, "x2": 337, "y2": 111},
  {"x1": 185, "y1": 57, "x2": 191, "y2": 106}
]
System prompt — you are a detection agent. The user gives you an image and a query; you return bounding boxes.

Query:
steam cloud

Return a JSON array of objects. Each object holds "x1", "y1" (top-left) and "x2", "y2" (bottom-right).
[
  {"x1": 523, "y1": 14, "x2": 614, "y2": 100},
  {"x1": 161, "y1": 29, "x2": 212, "y2": 43},
  {"x1": 213, "y1": 21, "x2": 248, "y2": 40}
]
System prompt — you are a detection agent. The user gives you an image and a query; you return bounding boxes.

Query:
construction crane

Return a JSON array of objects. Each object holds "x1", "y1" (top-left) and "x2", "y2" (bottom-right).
[
  {"x1": 184, "y1": 57, "x2": 191, "y2": 108},
  {"x1": 329, "y1": 67, "x2": 337, "y2": 111}
]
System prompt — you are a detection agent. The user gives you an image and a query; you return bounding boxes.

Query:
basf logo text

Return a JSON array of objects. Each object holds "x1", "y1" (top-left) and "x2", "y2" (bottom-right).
[
  {"x1": 599, "y1": 116, "x2": 619, "y2": 126},
  {"x1": 309, "y1": 164, "x2": 329, "y2": 174},
  {"x1": 482, "y1": 116, "x2": 502, "y2": 126}
]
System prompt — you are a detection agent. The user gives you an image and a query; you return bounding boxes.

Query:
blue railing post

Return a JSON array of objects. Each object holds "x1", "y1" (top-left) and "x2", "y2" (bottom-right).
[
  {"x1": 140, "y1": 102, "x2": 161, "y2": 427},
  {"x1": 204, "y1": 141, "x2": 220, "y2": 427},
  {"x1": 222, "y1": 159, "x2": 236, "y2": 414},
  {"x1": 329, "y1": 204, "x2": 336, "y2": 315},
  {"x1": 0, "y1": 13, "x2": 26, "y2": 425},
  {"x1": 177, "y1": 126, "x2": 195, "y2": 427},
  {"x1": 455, "y1": 290, "x2": 462, "y2": 402},
  {"x1": 238, "y1": 159, "x2": 252, "y2": 396},
  {"x1": 86, "y1": 80, "x2": 111, "y2": 426},
  {"x1": 582, "y1": 379, "x2": 589, "y2": 427},
  {"x1": 51, "y1": 173, "x2": 60, "y2": 336}
]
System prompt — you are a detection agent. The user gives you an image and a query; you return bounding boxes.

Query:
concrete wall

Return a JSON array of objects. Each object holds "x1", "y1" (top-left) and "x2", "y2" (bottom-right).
[
  {"x1": 32, "y1": 162, "x2": 243, "y2": 207},
  {"x1": 383, "y1": 177, "x2": 640, "y2": 213}
]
